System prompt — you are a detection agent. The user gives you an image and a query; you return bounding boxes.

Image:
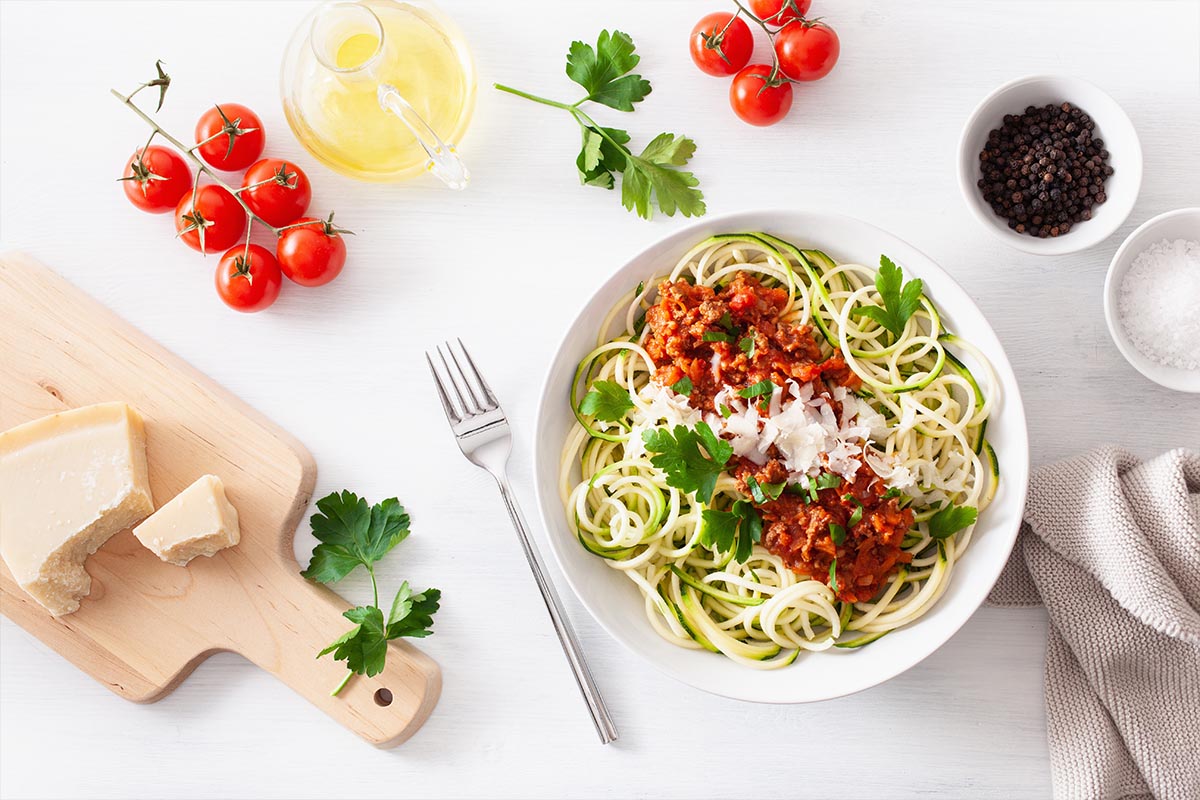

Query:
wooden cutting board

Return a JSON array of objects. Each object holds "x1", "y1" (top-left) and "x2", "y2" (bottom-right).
[{"x1": 0, "y1": 252, "x2": 440, "y2": 747}]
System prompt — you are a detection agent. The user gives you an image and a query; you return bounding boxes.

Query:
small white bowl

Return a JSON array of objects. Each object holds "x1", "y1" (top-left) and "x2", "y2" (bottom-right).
[
  {"x1": 957, "y1": 74, "x2": 1143, "y2": 256},
  {"x1": 1103, "y1": 207, "x2": 1200, "y2": 393}
]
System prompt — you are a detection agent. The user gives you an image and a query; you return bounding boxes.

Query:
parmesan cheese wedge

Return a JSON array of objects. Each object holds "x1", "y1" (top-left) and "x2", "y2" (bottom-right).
[
  {"x1": 0, "y1": 402, "x2": 155, "y2": 616},
  {"x1": 133, "y1": 474, "x2": 240, "y2": 566}
]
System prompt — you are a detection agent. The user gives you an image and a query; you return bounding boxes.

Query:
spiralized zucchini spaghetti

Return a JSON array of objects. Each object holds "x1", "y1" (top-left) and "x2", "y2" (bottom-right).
[{"x1": 559, "y1": 233, "x2": 999, "y2": 668}]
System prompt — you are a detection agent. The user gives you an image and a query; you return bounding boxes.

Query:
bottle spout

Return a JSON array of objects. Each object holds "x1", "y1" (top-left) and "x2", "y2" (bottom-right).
[{"x1": 376, "y1": 83, "x2": 469, "y2": 190}]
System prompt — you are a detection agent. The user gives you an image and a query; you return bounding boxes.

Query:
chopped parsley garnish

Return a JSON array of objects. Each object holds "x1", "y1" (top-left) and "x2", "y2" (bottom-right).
[
  {"x1": 882, "y1": 487, "x2": 904, "y2": 499},
  {"x1": 745, "y1": 475, "x2": 785, "y2": 504},
  {"x1": 842, "y1": 493, "x2": 864, "y2": 527},
  {"x1": 642, "y1": 421, "x2": 733, "y2": 504},
  {"x1": 718, "y1": 403, "x2": 733, "y2": 418},
  {"x1": 828, "y1": 558, "x2": 839, "y2": 593},
  {"x1": 702, "y1": 330, "x2": 732, "y2": 343},
  {"x1": 718, "y1": 311, "x2": 735, "y2": 332},
  {"x1": 671, "y1": 375, "x2": 693, "y2": 396},
  {"x1": 302, "y1": 491, "x2": 441, "y2": 694},
  {"x1": 928, "y1": 505, "x2": 979, "y2": 540},
  {"x1": 815, "y1": 472, "x2": 843, "y2": 490},
  {"x1": 737, "y1": 379, "x2": 776, "y2": 399},
  {"x1": 738, "y1": 335, "x2": 755, "y2": 357},
  {"x1": 700, "y1": 500, "x2": 762, "y2": 563},
  {"x1": 829, "y1": 522, "x2": 846, "y2": 545},
  {"x1": 580, "y1": 379, "x2": 634, "y2": 421},
  {"x1": 850, "y1": 255, "x2": 924, "y2": 338}
]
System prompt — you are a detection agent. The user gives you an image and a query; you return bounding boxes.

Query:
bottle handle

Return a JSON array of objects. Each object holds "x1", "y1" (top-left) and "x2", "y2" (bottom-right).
[{"x1": 376, "y1": 83, "x2": 469, "y2": 190}]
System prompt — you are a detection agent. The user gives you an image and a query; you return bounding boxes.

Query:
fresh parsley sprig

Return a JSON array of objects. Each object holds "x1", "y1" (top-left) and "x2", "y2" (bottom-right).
[
  {"x1": 927, "y1": 504, "x2": 979, "y2": 540},
  {"x1": 494, "y1": 30, "x2": 705, "y2": 220},
  {"x1": 850, "y1": 255, "x2": 924, "y2": 339},
  {"x1": 579, "y1": 379, "x2": 634, "y2": 422},
  {"x1": 641, "y1": 422, "x2": 733, "y2": 504},
  {"x1": 301, "y1": 491, "x2": 441, "y2": 695},
  {"x1": 701, "y1": 501, "x2": 763, "y2": 563}
]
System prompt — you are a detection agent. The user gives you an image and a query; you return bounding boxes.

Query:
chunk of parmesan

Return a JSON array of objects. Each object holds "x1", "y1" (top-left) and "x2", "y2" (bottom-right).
[{"x1": 0, "y1": 403, "x2": 155, "y2": 616}]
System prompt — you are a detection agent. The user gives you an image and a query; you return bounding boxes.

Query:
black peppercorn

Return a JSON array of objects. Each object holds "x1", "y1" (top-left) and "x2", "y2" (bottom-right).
[{"x1": 977, "y1": 101, "x2": 1113, "y2": 237}]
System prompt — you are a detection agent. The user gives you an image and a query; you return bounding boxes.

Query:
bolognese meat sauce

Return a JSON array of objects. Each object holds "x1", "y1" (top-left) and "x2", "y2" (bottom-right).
[{"x1": 643, "y1": 273, "x2": 914, "y2": 603}]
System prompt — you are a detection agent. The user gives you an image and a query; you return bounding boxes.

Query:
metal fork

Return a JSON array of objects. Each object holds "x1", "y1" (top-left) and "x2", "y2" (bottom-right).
[{"x1": 426, "y1": 339, "x2": 618, "y2": 745}]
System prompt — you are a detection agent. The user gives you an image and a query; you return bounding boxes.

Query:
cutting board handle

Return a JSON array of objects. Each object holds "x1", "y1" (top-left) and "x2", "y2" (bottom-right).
[{"x1": 224, "y1": 560, "x2": 442, "y2": 748}]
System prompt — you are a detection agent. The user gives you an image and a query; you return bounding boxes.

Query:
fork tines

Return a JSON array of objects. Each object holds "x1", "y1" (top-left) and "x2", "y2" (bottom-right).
[{"x1": 426, "y1": 339, "x2": 501, "y2": 424}]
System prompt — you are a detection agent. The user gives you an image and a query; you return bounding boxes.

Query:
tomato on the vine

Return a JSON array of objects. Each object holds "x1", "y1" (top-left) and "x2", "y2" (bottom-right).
[
  {"x1": 748, "y1": 0, "x2": 811, "y2": 27},
  {"x1": 120, "y1": 145, "x2": 192, "y2": 213},
  {"x1": 194, "y1": 103, "x2": 265, "y2": 172},
  {"x1": 241, "y1": 159, "x2": 312, "y2": 227},
  {"x1": 215, "y1": 244, "x2": 282, "y2": 312},
  {"x1": 689, "y1": 12, "x2": 754, "y2": 77},
  {"x1": 174, "y1": 185, "x2": 247, "y2": 254},
  {"x1": 276, "y1": 214, "x2": 349, "y2": 287},
  {"x1": 729, "y1": 64, "x2": 793, "y2": 126},
  {"x1": 775, "y1": 21, "x2": 840, "y2": 81}
]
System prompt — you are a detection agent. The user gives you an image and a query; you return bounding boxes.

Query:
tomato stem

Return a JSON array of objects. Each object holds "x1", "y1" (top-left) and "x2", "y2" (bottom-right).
[{"x1": 110, "y1": 87, "x2": 281, "y2": 236}]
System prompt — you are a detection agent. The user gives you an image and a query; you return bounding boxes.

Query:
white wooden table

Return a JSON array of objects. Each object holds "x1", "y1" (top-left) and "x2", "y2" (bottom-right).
[{"x1": 2, "y1": 1, "x2": 1198, "y2": 797}]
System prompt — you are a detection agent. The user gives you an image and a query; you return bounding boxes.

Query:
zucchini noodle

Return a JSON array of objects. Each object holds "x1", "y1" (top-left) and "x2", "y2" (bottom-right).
[{"x1": 559, "y1": 234, "x2": 999, "y2": 668}]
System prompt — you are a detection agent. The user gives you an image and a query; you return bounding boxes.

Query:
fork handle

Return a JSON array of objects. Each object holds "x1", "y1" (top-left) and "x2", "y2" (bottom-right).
[{"x1": 495, "y1": 475, "x2": 619, "y2": 744}]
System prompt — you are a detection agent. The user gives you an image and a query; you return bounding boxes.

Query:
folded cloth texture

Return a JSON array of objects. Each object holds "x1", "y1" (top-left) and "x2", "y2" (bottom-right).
[{"x1": 988, "y1": 447, "x2": 1200, "y2": 800}]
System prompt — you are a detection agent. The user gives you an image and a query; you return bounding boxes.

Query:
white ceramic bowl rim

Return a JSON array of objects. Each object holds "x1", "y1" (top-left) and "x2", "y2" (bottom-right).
[
  {"x1": 957, "y1": 73, "x2": 1143, "y2": 256},
  {"x1": 1102, "y1": 207, "x2": 1200, "y2": 393},
  {"x1": 532, "y1": 210, "x2": 1031, "y2": 703}
]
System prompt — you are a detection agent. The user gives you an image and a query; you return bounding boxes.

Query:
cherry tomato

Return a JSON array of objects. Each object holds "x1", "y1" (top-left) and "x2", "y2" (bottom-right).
[
  {"x1": 689, "y1": 12, "x2": 754, "y2": 77},
  {"x1": 194, "y1": 103, "x2": 266, "y2": 172},
  {"x1": 120, "y1": 145, "x2": 192, "y2": 213},
  {"x1": 276, "y1": 215, "x2": 348, "y2": 287},
  {"x1": 729, "y1": 64, "x2": 794, "y2": 126},
  {"x1": 215, "y1": 244, "x2": 282, "y2": 312},
  {"x1": 241, "y1": 159, "x2": 312, "y2": 227},
  {"x1": 748, "y1": 0, "x2": 811, "y2": 26},
  {"x1": 174, "y1": 185, "x2": 247, "y2": 254},
  {"x1": 775, "y1": 21, "x2": 840, "y2": 81}
]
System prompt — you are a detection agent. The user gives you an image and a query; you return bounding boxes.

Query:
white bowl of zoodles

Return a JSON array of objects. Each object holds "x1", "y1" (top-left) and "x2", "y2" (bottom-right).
[
  {"x1": 532, "y1": 210, "x2": 1030, "y2": 703},
  {"x1": 1104, "y1": 207, "x2": 1200, "y2": 393},
  {"x1": 957, "y1": 74, "x2": 1142, "y2": 256}
]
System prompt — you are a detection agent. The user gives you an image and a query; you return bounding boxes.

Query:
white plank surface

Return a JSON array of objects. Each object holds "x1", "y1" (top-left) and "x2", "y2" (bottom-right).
[{"x1": 1, "y1": 0, "x2": 1198, "y2": 798}]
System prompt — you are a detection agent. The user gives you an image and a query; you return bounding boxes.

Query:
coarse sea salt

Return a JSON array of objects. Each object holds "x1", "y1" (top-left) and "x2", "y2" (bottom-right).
[{"x1": 1117, "y1": 238, "x2": 1200, "y2": 371}]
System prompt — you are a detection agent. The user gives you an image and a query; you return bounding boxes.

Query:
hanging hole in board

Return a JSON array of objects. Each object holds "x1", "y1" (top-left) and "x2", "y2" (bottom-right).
[{"x1": 374, "y1": 688, "x2": 393, "y2": 707}]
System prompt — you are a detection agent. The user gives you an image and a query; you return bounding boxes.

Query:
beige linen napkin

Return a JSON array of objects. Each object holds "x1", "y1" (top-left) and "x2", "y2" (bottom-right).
[{"x1": 988, "y1": 447, "x2": 1200, "y2": 800}]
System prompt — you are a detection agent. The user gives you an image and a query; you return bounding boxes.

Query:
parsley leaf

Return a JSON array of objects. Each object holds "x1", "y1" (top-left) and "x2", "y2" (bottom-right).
[
  {"x1": 738, "y1": 380, "x2": 777, "y2": 399},
  {"x1": 843, "y1": 493, "x2": 864, "y2": 527},
  {"x1": 739, "y1": 335, "x2": 756, "y2": 356},
  {"x1": 815, "y1": 472, "x2": 843, "y2": 490},
  {"x1": 671, "y1": 375, "x2": 693, "y2": 396},
  {"x1": 565, "y1": 30, "x2": 651, "y2": 111},
  {"x1": 303, "y1": 491, "x2": 441, "y2": 694},
  {"x1": 318, "y1": 605, "x2": 387, "y2": 677},
  {"x1": 746, "y1": 475, "x2": 785, "y2": 503},
  {"x1": 576, "y1": 125, "x2": 630, "y2": 188},
  {"x1": 580, "y1": 379, "x2": 634, "y2": 421},
  {"x1": 498, "y1": 30, "x2": 704, "y2": 220},
  {"x1": 700, "y1": 500, "x2": 762, "y2": 563},
  {"x1": 386, "y1": 582, "x2": 442, "y2": 639},
  {"x1": 829, "y1": 558, "x2": 839, "y2": 593},
  {"x1": 301, "y1": 491, "x2": 410, "y2": 583},
  {"x1": 882, "y1": 487, "x2": 904, "y2": 499},
  {"x1": 702, "y1": 330, "x2": 731, "y2": 343},
  {"x1": 928, "y1": 505, "x2": 979, "y2": 540},
  {"x1": 851, "y1": 255, "x2": 924, "y2": 338},
  {"x1": 621, "y1": 133, "x2": 705, "y2": 219},
  {"x1": 642, "y1": 422, "x2": 732, "y2": 504},
  {"x1": 829, "y1": 523, "x2": 846, "y2": 545}
]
